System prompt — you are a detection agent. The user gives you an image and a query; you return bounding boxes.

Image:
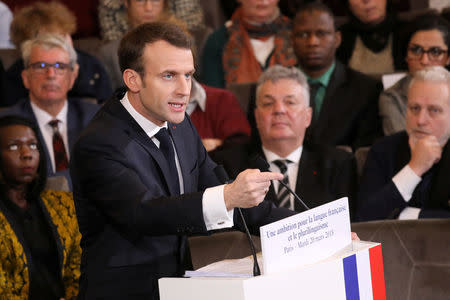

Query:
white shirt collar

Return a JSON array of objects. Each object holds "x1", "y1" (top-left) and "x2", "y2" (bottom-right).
[
  {"x1": 120, "y1": 91, "x2": 167, "y2": 138},
  {"x1": 262, "y1": 145, "x2": 303, "y2": 165},
  {"x1": 30, "y1": 100, "x2": 68, "y2": 126},
  {"x1": 186, "y1": 79, "x2": 206, "y2": 115}
]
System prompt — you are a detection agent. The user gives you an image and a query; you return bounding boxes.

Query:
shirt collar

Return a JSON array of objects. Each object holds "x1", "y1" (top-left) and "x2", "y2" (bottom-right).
[
  {"x1": 186, "y1": 79, "x2": 206, "y2": 115},
  {"x1": 301, "y1": 61, "x2": 336, "y2": 88},
  {"x1": 120, "y1": 92, "x2": 167, "y2": 137},
  {"x1": 262, "y1": 145, "x2": 303, "y2": 164},
  {"x1": 30, "y1": 100, "x2": 68, "y2": 126}
]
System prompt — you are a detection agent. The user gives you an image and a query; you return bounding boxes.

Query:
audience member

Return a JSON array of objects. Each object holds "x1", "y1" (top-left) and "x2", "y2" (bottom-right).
[
  {"x1": 1, "y1": 34, "x2": 99, "y2": 182},
  {"x1": 212, "y1": 65, "x2": 357, "y2": 218},
  {"x1": 337, "y1": 0, "x2": 405, "y2": 75},
  {"x1": 98, "y1": 0, "x2": 185, "y2": 90},
  {"x1": 98, "y1": 0, "x2": 205, "y2": 41},
  {"x1": 201, "y1": 0, "x2": 296, "y2": 88},
  {"x1": 0, "y1": 115, "x2": 81, "y2": 299},
  {"x1": 0, "y1": 1, "x2": 13, "y2": 48},
  {"x1": 379, "y1": 15, "x2": 450, "y2": 136},
  {"x1": 292, "y1": 1, "x2": 382, "y2": 150},
  {"x1": 358, "y1": 66, "x2": 450, "y2": 221},
  {"x1": 188, "y1": 79, "x2": 251, "y2": 152},
  {"x1": 70, "y1": 22, "x2": 297, "y2": 298},
  {"x1": 5, "y1": 1, "x2": 112, "y2": 106}
]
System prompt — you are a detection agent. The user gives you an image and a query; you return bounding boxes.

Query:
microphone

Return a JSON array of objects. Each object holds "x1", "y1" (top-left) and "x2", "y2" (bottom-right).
[
  {"x1": 251, "y1": 155, "x2": 310, "y2": 211},
  {"x1": 213, "y1": 165, "x2": 261, "y2": 277}
]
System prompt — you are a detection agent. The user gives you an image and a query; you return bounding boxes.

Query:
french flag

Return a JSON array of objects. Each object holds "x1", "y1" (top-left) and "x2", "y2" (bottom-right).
[{"x1": 343, "y1": 244, "x2": 386, "y2": 300}]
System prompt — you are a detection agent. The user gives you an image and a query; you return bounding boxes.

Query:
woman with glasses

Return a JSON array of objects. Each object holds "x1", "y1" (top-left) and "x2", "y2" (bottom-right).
[
  {"x1": 379, "y1": 14, "x2": 450, "y2": 136},
  {"x1": 0, "y1": 115, "x2": 81, "y2": 299}
]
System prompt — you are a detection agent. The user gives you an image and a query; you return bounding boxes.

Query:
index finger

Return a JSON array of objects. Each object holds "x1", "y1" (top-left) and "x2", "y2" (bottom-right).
[{"x1": 256, "y1": 171, "x2": 284, "y2": 182}]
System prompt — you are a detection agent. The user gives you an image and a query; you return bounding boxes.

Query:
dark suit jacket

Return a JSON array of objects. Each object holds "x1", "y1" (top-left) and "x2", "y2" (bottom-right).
[
  {"x1": 0, "y1": 98, "x2": 99, "y2": 183},
  {"x1": 305, "y1": 61, "x2": 383, "y2": 150},
  {"x1": 70, "y1": 96, "x2": 294, "y2": 299},
  {"x1": 211, "y1": 141, "x2": 358, "y2": 220},
  {"x1": 357, "y1": 131, "x2": 450, "y2": 221}
]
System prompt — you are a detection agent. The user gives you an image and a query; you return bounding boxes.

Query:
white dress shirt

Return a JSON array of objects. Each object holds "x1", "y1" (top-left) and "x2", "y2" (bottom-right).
[
  {"x1": 392, "y1": 165, "x2": 422, "y2": 219},
  {"x1": 120, "y1": 92, "x2": 233, "y2": 230},
  {"x1": 30, "y1": 100, "x2": 69, "y2": 172},
  {"x1": 262, "y1": 146, "x2": 303, "y2": 210}
]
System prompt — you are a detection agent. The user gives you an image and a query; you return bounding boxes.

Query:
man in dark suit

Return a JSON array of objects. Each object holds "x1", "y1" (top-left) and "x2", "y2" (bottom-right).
[
  {"x1": 357, "y1": 66, "x2": 450, "y2": 221},
  {"x1": 212, "y1": 65, "x2": 357, "y2": 219},
  {"x1": 291, "y1": 1, "x2": 382, "y2": 150},
  {"x1": 1, "y1": 34, "x2": 99, "y2": 182},
  {"x1": 70, "y1": 22, "x2": 294, "y2": 299}
]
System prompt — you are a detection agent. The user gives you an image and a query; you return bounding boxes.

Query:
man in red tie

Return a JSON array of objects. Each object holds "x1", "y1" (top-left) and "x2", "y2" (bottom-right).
[{"x1": 1, "y1": 33, "x2": 99, "y2": 184}]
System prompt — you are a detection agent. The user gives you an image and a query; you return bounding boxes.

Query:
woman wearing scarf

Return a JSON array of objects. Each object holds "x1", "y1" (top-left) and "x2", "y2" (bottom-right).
[
  {"x1": 201, "y1": 0, "x2": 297, "y2": 88},
  {"x1": 336, "y1": 0, "x2": 406, "y2": 75}
]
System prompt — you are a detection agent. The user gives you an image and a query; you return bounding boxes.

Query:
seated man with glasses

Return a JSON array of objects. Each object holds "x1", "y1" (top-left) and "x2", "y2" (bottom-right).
[
  {"x1": 379, "y1": 14, "x2": 450, "y2": 136},
  {"x1": 0, "y1": 34, "x2": 99, "y2": 187}
]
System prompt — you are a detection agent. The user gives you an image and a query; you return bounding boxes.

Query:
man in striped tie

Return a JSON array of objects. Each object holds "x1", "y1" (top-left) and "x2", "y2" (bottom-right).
[{"x1": 212, "y1": 65, "x2": 357, "y2": 219}]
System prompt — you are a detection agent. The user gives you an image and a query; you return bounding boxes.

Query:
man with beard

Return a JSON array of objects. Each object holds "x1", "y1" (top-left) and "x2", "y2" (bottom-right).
[{"x1": 292, "y1": 1, "x2": 382, "y2": 150}]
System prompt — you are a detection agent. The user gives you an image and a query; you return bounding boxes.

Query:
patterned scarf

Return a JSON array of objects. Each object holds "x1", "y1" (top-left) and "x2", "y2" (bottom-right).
[{"x1": 222, "y1": 8, "x2": 297, "y2": 85}]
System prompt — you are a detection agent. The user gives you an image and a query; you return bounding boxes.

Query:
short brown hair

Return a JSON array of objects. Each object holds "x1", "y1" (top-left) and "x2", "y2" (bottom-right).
[
  {"x1": 10, "y1": 2, "x2": 77, "y2": 48},
  {"x1": 118, "y1": 21, "x2": 192, "y2": 78}
]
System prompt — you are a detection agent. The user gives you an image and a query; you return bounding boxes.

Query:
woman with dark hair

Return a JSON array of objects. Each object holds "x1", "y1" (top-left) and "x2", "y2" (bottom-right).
[
  {"x1": 0, "y1": 115, "x2": 81, "y2": 299},
  {"x1": 337, "y1": 0, "x2": 405, "y2": 75},
  {"x1": 379, "y1": 14, "x2": 450, "y2": 136}
]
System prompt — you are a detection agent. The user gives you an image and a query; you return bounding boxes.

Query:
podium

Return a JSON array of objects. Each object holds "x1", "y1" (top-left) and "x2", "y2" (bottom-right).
[{"x1": 159, "y1": 240, "x2": 386, "y2": 300}]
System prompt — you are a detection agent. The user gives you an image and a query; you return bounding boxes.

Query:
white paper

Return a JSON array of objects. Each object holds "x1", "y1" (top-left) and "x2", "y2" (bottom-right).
[{"x1": 260, "y1": 197, "x2": 351, "y2": 275}]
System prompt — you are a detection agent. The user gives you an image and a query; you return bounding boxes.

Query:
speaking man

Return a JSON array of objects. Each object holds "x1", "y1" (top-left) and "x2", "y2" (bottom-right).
[{"x1": 70, "y1": 22, "x2": 297, "y2": 299}]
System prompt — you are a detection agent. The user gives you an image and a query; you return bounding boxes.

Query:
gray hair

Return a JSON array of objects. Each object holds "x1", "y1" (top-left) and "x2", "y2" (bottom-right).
[
  {"x1": 21, "y1": 33, "x2": 77, "y2": 67},
  {"x1": 256, "y1": 65, "x2": 310, "y2": 106},
  {"x1": 409, "y1": 66, "x2": 450, "y2": 90}
]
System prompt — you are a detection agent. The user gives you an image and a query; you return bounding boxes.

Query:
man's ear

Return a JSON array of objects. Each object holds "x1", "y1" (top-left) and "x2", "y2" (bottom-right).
[
  {"x1": 69, "y1": 63, "x2": 80, "y2": 89},
  {"x1": 123, "y1": 69, "x2": 142, "y2": 93},
  {"x1": 21, "y1": 69, "x2": 30, "y2": 89},
  {"x1": 305, "y1": 106, "x2": 313, "y2": 129},
  {"x1": 334, "y1": 30, "x2": 342, "y2": 49}
]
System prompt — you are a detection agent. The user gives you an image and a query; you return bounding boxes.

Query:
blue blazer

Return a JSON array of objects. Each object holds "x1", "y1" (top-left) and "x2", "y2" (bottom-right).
[
  {"x1": 0, "y1": 98, "x2": 99, "y2": 183},
  {"x1": 70, "y1": 96, "x2": 294, "y2": 299}
]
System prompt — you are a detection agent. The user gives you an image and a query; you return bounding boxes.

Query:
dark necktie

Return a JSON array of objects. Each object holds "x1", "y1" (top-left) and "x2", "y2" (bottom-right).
[
  {"x1": 410, "y1": 169, "x2": 434, "y2": 208},
  {"x1": 308, "y1": 81, "x2": 322, "y2": 120},
  {"x1": 273, "y1": 159, "x2": 292, "y2": 210},
  {"x1": 48, "y1": 120, "x2": 68, "y2": 172},
  {"x1": 155, "y1": 128, "x2": 180, "y2": 195}
]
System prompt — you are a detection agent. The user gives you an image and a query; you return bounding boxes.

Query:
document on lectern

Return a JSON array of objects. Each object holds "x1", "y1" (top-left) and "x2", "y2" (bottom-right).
[
  {"x1": 260, "y1": 197, "x2": 351, "y2": 275},
  {"x1": 185, "y1": 197, "x2": 351, "y2": 277}
]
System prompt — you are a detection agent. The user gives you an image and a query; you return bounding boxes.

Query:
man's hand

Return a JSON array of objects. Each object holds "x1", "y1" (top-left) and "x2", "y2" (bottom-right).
[
  {"x1": 223, "y1": 169, "x2": 283, "y2": 211},
  {"x1": 202, "y1": 138, "x2": 223, "y2": 152},
  {"x1": 408, "y1": 135, "x2": 442, "y2": 176},
  {"x1": 351, "y1": 232, "x2": 360, "y2": 241}
]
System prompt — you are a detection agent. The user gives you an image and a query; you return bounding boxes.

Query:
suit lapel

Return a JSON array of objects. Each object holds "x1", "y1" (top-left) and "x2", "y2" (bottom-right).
[
  {"x1": 296, "y1": 146, "x2": 330, "y2": 210},
  {"x1": 106, "y1": 99, "x2": 178, "y2": 195}
]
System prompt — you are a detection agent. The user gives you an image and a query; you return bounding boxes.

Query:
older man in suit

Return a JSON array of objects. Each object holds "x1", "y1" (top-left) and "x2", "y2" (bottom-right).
[
  {"x1": 1, "y1": 34, "x2": 99, "y2": 182},
  {"x1": 212, "y1": 65, "x2": 358, "y2": 219},
  {"x1": 357, "y1": 66, "x2": 450, "y2": 221},
  {"x1": 70, "y1": 22, "x2": 299, "y2": 300},
  {"x1": 292, "y1": 1, "x2": 382, "y2": 150}
]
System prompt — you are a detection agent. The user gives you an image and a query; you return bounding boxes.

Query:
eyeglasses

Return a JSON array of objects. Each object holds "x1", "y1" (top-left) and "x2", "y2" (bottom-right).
[
  {"x1": 132, "y1": 0, "x2": 163, "y2": 6},
  {"x1": 407, "y1": 45, "x2": 448, "y2": 61},
  {"x1": 28, "y1": 62, "x2": 72, "y2": 75}
]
